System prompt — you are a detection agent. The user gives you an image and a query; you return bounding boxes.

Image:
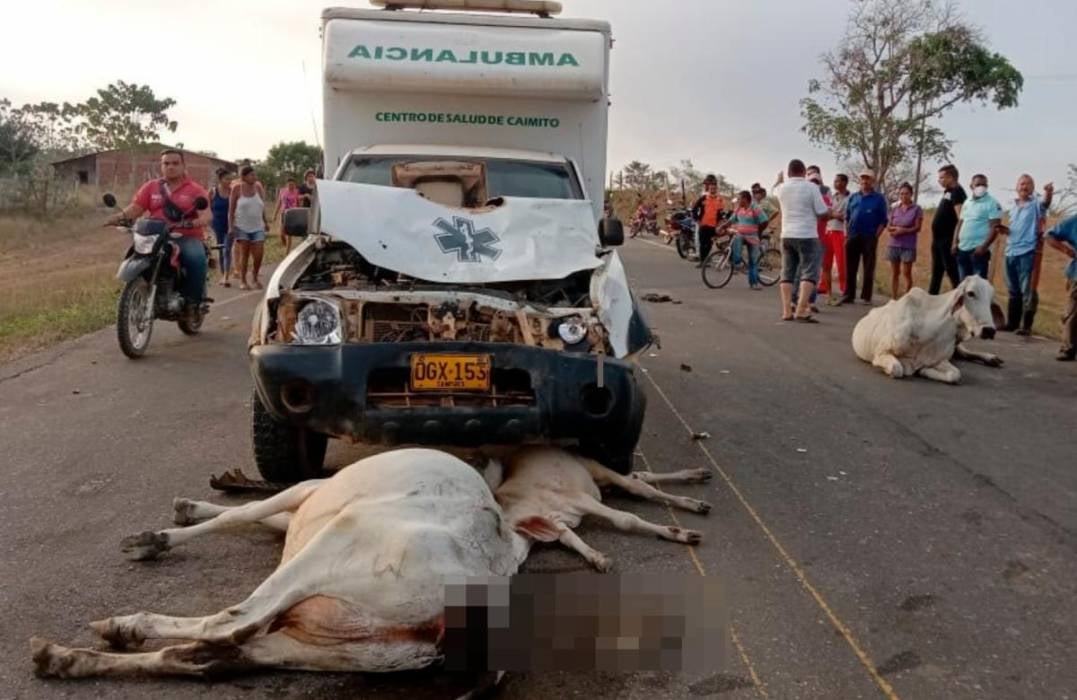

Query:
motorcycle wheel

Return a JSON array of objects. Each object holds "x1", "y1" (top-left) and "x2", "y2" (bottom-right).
[
  {"x1": 758, "y1": 248, "x2": 783, "y2": 287},
  {"x1": 675, "y1": 234, "x2": 691, "y2": 259},
  {"x1": 177, "y1": 309, "x2": 204, "y2": 335},
  {"x1": 117, "y1": 278, "x2": 154, "y2": 359}
]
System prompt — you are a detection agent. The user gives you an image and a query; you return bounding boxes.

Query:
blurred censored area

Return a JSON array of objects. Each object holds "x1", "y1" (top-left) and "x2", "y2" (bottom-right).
[{"x1": 443, "y1": 574, "x2": 726, "y2": 672}]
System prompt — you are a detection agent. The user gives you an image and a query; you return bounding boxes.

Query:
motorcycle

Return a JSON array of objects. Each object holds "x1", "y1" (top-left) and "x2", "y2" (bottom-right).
[
  {"x1": 666, "y1": 206, "x2": 698, "y2": 259},
  {"x1": 102, "y1": 192, "x2": 213, "y2": 359},
  {"x1": 629, "y1": 208, "x2": 659, "y2": 238}
]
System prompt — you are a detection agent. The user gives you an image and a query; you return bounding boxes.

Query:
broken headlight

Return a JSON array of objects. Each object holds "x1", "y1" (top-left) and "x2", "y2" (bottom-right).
[
  {"x1": 293, "y1": 299, "x2": 342, "y2": 345},
  {"x1": 557, "y1": 318, "x2": 588, "y2": 345}
]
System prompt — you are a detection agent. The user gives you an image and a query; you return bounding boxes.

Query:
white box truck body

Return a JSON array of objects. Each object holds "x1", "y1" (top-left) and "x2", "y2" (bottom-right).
[{"x1": 321, "y1": 5, "x2": 610, "y2": 220}]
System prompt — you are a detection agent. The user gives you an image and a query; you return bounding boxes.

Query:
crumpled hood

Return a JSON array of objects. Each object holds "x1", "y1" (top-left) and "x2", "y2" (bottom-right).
[{"x1": 314, "y1": 180, "x2": 603, "y2": 284}]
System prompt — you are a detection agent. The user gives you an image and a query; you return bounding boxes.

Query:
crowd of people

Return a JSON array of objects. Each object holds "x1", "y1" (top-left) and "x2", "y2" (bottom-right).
[
  {"x1": 206, "y1": 166, "x2": 318, "y2": 289},
  {"x1": 767, "y1": 158, "x2": 1076, "y2": 361}
]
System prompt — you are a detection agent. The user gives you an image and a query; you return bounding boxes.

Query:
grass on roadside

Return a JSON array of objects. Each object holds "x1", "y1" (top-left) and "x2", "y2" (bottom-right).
[{"x1": 0, "y1": 210, "x2": 291, "y2": 365}]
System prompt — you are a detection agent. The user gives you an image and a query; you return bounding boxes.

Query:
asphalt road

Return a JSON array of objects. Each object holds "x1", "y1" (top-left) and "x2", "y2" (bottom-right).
[{"x1": 2, "y1": 238, "x2": 1075, "y2": 699}]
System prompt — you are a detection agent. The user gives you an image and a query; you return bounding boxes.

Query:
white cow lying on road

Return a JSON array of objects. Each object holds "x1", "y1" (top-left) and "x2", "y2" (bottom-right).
[
  {"x1": 32, "y1": 447, "x2": 711, "y2": 679},
  {"x1": 852, "y1": 275, "x2": 1006, "y2": 384}
]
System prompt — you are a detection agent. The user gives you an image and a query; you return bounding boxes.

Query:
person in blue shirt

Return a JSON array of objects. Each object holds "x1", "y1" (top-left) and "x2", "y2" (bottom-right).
[
  {"x1": 840, "y1": 170, "x2": 888, "y2": 305},
  {"x1": 952, "y1": 174, "x2": 1002, "y2": 282},
  {"x1": 1047, "y1": 214, "x2": 1077, "y2": 361},
  {"x1": 1001, "y1": 175, "x2": 1054, "y2": 334}
]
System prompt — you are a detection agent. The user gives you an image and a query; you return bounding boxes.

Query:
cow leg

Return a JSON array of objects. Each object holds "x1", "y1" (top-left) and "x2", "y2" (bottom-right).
[
  {"x1": 122, "y1": 480, "x2": 324, "y2": 560},
  {"x1": 629, "y1": 468, "x2": 712, "y2": 485},
  {"x1": 872, "y1": 352, "x2": 906, "y2": 378},
  {"x1": 34, "y1": 629, "x2": 439, "y2": 679},
  {"x1": 31, "y1": 638, "x2": 252, "y2": 679},
  {"x1": 954, "y1": 342, "x2": 1003, "y2": 367},
  {"x1": 94, "y1": 510, "x2": 355, "y2": 648},
  {"x1": 553, "y1": 522, "x2": 613, "y2": 572},
  {"x1": 575, "y1": 498, "x2": 702, "y2": 545},
  {"x1": 919, "y1": 360, "x2": 962, "y2": 385},
  {"x1": 598, "y1": 469, "x2": 711, "y2": 515},
  {"x1": 580, "y1": 459, "x2": 711, "y2": 513},
  {"x1": 172, "y1": 498, "x2": 291, "y2": 531}
]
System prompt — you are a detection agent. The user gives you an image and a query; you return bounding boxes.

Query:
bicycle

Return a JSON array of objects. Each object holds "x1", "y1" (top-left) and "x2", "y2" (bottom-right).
[{"x1": 701, "y1": 232, "x2": 782, "y2": 289}]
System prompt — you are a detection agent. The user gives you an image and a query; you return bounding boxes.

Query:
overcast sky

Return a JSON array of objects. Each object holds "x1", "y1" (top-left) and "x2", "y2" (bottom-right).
[{"x1": 4, "y1": 0, "x2": 1075, "y2": 199}]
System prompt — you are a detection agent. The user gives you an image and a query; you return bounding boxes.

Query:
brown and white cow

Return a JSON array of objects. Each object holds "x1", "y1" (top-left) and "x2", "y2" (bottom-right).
[{"x1": 31, "y1": 447, "x2": 711, "y2": 679}]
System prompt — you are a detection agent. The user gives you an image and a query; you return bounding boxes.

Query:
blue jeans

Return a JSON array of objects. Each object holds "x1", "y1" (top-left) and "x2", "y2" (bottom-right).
[
  {"x1": 956, "y1": 248, "x2": 990, "y2": 281},
  {"x1": 1005, "y1": 251, "x2": 1035, "y2": 312},
  {"x1": 177, "y1": 236, "x2": 208, "y2": 304},
  {"x1": 213, "y1": 226, "x2": 232, "y2": 274},
  {"x1": 731, "y1": 234, "x2": 761, "y2": 286}
]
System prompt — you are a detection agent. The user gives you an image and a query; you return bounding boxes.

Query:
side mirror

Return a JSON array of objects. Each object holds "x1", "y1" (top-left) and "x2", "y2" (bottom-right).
[
  {"x1": 193, "y1": 196, "x2": 209, "y2": 211},
  {"x1": 598, "y1": 217, "x2": 624, "y2": 247},
  {"x1": 283, "y1": 207, "x2": 311, "y2": 237},
  {"x1": 102, "y1": 193, "x2": 117, "y2": 208}
]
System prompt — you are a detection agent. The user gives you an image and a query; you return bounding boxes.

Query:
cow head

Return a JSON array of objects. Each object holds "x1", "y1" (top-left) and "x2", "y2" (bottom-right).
[{"x1": 951, "y1": 276, "x2": 1005, "y2": 340}]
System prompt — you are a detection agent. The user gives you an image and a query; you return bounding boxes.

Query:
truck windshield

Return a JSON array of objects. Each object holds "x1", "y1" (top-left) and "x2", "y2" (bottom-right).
[{"x1": 340, "y1": 156, "x2": 581, "y2": 200}]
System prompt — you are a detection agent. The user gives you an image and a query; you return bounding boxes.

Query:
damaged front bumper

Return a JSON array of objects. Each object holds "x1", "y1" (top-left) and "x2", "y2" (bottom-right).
[{"x1": 249, "y1": 341, "x2": 645, "y2": 452}]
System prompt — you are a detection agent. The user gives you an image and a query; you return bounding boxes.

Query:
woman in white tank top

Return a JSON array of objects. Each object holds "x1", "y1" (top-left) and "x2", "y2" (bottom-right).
[{"x1": 228, "y1": 166, "x2": 271, "y2": 289}]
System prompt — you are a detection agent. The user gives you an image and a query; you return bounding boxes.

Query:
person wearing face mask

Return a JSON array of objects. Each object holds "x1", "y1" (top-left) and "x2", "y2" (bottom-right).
[
  {"x1": 1000, "y1": 174, "x2": 1053, "y2": 334},
  {"x1": 952, "y1": 174, "x2": 1002, "y2": 282}
]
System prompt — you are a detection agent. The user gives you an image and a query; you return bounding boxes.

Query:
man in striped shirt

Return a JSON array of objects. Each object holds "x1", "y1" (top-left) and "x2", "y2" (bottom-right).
[{"x1": 729, "y1": 190, "x2": 769, "y2": 289}]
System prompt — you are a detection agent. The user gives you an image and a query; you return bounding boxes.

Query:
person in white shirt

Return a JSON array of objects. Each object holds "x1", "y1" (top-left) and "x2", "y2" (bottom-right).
[{"x1": 774, "y1": 159, "x2": 829, "y2": 322}]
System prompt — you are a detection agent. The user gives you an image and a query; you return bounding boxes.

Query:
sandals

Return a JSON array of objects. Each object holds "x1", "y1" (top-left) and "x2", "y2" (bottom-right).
[{"x1": 794, "y1": 315, "x2": 820, "y2": 324}]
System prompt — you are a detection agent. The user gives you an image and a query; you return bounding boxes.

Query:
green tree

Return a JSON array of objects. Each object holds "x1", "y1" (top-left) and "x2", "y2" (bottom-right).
[
  {"x1": 621, "y1": 160, "x2": 656, "y2": 192},
  {"x1": 261, "y1": 141, "x2": 323, "y2": 184},
  {"x1": 10, "y1": 101, "x2": 88, "y2": 157},
  {"x1": 0, "y1": 99, "x2": 39, "y2": 177},
  {"x1": 77, "y1": 80, "x2": 177, "y2": 150},
  {"x1": 800, "y1": 0, "x2": 1022, "y2": 194}
]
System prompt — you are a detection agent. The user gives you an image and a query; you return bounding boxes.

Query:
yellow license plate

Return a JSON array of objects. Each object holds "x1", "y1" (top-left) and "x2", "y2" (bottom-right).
[{"x1": 410, "y1": 353, "x2": 492, "y2": 392}]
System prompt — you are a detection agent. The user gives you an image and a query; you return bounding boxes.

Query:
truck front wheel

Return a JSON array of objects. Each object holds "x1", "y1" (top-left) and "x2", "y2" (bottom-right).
[{"x1": 251, "y1": 389, "x2": 328, "y2": 483}]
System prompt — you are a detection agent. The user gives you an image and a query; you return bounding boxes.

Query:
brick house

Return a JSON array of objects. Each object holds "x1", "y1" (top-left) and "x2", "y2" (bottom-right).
[{"x1": 51, "y1": 145, "x2": 236, "y2": 190}]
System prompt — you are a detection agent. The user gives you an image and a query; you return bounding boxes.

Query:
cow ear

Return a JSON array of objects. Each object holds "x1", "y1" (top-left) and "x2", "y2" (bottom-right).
[
  {"x1": 514, "y1": 516, "x2": 561, "y2": 542},
  {"x1": 990, "y1": 301, "x2": 1006, "y2": 329},
  {"x1": 951, "y1": 292, "x2": 965, "y2": 313}
]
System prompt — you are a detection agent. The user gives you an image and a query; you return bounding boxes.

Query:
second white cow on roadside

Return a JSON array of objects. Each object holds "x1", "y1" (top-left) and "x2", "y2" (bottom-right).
[{"x1": 852, "y1": 275, "x2": 1006, "y2": 384}]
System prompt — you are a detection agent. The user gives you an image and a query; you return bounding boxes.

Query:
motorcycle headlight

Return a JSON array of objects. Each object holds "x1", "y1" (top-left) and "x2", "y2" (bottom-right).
[
  {"x1": 293, "y1": 299, "x2": 342, "y2": 345},
  {"x1": 132, "y1": 232, "x2": 157, "y2": 255}
]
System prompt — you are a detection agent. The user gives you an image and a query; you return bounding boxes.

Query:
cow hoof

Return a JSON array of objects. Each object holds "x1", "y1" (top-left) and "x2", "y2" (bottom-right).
[
  {"x1": 690, "y1": 468, "x2": 713, "y2": 483},
  {"x1": 693, "y1": 500, "x2": 713, "y2": 515},
  {"x1": 30, "y1": 637, "x2": 57, "y2": 678},
  {"x1": 592, "y1": 554, "x2": 614, "y2": 573},
  {"x1": 985, "y1": 356, "x2": 1003, "y2": 368},
  {"x1": 173, "y1": 498, "x2": 198, "y2": 526},
  {"x1": 683, "y1": 529, "x2": 703, "y2": 545},
  {"x1": 121, "y1": 531, "x2": 170, "y2": 561},
  {"x1": 665, "y1": 526, "x2": 703, "y2": 545},
  {"x1": 89, "y1": 618, "x2": 144, "y2": 650}
]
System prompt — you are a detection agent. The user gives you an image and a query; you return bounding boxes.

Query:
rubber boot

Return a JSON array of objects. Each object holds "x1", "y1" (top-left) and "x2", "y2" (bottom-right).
[{"x1": 1005, "y1": 297, "x2": 1023, "y2": 332}]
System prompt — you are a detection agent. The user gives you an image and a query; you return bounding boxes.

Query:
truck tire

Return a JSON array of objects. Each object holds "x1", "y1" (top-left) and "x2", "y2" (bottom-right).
[
  {"x1": 580, "y1": 440, "x2": 635, "y2": 475},
  {"x1": 251, "y1": 389, "x2": 328, "y2": 483}
]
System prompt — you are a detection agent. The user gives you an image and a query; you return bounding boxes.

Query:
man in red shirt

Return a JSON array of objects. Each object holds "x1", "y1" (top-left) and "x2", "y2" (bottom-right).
[
  {"x1": 105, "y1": 149, "x2": 212, "y2": 312},
  {"x1": 691, "y1": 174, "x2": 728, "y2": 267}
]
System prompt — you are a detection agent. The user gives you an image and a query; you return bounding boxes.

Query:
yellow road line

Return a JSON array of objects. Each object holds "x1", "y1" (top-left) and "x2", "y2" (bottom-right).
[
  {"x1": 641, "y1": 371, "x2": 901, "y2": 700},
  {"x1": 637, "y1": 450, "x2": 768, "y2": 699}
]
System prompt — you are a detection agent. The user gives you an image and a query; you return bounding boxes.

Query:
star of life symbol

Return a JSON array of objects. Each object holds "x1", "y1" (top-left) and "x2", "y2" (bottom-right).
[{"x1": 433, "y1": 216, "x2": 502, "y2": 263}]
